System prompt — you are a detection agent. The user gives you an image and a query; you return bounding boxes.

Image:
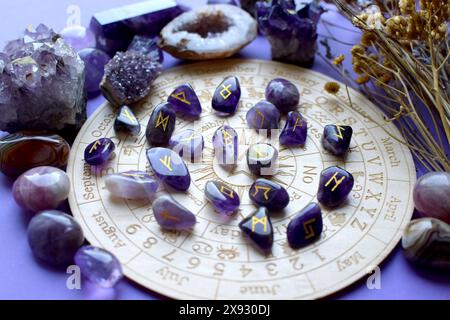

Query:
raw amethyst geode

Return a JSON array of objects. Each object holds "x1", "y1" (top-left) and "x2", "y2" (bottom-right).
[
  {"x1": 0, "y1": 24, "x2": 87, "y2": 135},
  {"x1": 256, "y1": 0, "x2": 323, "y2": 67}
]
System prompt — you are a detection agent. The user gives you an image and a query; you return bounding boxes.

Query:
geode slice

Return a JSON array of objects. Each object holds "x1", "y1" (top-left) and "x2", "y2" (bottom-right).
[{"x1": 0, "y1": 24, "x2": 87, "y2": 136}]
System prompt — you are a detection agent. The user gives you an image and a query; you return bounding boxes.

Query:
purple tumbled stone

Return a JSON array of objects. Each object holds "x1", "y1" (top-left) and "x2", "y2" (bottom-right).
[
  {"x1": 146, "y1": 102, "x2": 176, "y2": 146},
  {"x1": 212, "y1": 76, "x2": 241, "y2": 115},
  {"x1": 146, "y1": 147, "x2": 191, "y2": 191},
  {"x1": 317, "y1": 166, "x2": 354, "y2": 207},
  {"x1": 114, "y1": 105, "x2": 141, "y2": 135},
  {"x1": 208, "y1": 0, "x2": 238, "y2": 5},
  {"x1": 84, "y1": 138, "x2": 115, "y2": 166},
  {"x1": 249, "y1": 178, "x2": 289, "y2": 211},
  {"x1": 27, "y1": 210, "x2": 84, "y2": 266},
  {"x1": 152, "y1": 195, "x2": 196, "y2": 230},
  {"x1": 287, "y1": 202, "x2": 323, "y2": 249},
  {"x1": 59, "y1": 25, "x2": 96, "y2": 51},
  {"x1": 75, "y1": 245, "x2": 123, "y2": 288},
  {"x1": 169, "y1": 129, "x2": 204, "y2": 162},
  {"x1": 205, "y1": 181, "x2": 240, "y2": 214},
  {"x1": 239, "y1": 207, "x2": 273, "y2": 252},
  {"x1": 247, "y1": 143, "x2": 278, "y2": 176},
  {"x1": 279, "y1": 111, "x2": 307, "y2": 146},
  {"x1": 168, "y1": 83, "x2": 202, "y2": 119},
  {"x1": 104, "y1": 171, "x2": 159, "y2": 200},
  {"x1": 322, "y1": 124, "x2": 353, "y2": 156},
  {"x1": 78, "y1": 48, "x2": 110, "y2": 95},
  {"x1": 265, "y1": 78, "x2": 300, "y2": 113},
  {"x1": 212, "y1": 125, "x2": 238, "y2": 167},
  {"x1": 246, "y1": 100, "x2": 281, "y2": 131},
  {"x1": 127, "y1": 35, "x2": 164, "y2": 64}
]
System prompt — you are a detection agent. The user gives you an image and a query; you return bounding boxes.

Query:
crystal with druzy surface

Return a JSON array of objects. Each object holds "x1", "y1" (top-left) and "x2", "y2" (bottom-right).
[
  {"x1": 317, "y1": 166, "x2": 354, "y2": 207},
  {"x1": 205, "y1": 181, "x2": 240, "y2": 214},
  {"x1": 239, "y1": 207, "x2": 273, "y2": 252},
  {"x1": 168, "y1": 83, "x2": 202, "y2": 119},
  {"x1": 249, "y1": 178, "x2": 289, "y2": 211},
  {"x1": 212, "y1": 76, "x2": 241, "y2": 115},
  {"x1": 322, "y1": 124, "x2": 353, "y2": 156},
  {"x1": 127, "y1": 35, "x2": 164, "y2": 64},
  {"x1": 152, "y1": 195, "x2": 196, "y2": 230},
  {"x1": 279, "y1": 111, "x2": 307, "y2": 146},
  {"x1": 287, "y1": 203, "x2": 323, "y2": 249}
]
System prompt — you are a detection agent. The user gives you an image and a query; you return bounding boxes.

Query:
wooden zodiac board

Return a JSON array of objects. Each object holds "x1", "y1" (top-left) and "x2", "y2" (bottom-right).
[{"x1": 67, "y1": 59, "x2": 416, "y2": 299}]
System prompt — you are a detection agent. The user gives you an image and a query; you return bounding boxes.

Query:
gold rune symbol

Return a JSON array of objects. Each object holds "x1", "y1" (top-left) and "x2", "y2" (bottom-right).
[
  {"x1": 155, "y1": 111, "x2": 170, "y2": 131},
  {"x1": 335, "y1": 125, "x2": 346, "y2": 139},
  {"x1": 160, "y1": 211, "x2": 180, "y2": 221},
  {"x1": 292, "y1": 117, "x2": 303, "y2": 131},
  {"x1": 254, "y1": 110, "x2": 265, "y2": 128},
  {"x1": 222, "y1": 129, "x2": 233, "y2": 145},
  {"x1": 251, "y1": 216, "x2": 268, "y2": 232},
  {"x1": 159, "y1": 155, "x2": 173, "y2": 171},
  {"x1": 170, "y1": 91, "x2": 191, "y2": 105},
  {"x1": 252, "y1": 186, "x2": 271, "y2": 200},
  {"x1": 220, "y1": 185, "x2": 234, "y2": 198},
  {"x1": 180, "y1": 132, "x2": 197, "y2": 142},
  {"x1": 220, "y1": 84, "x2": 232, "y2": 100},
  {"x1": 325, "y1": 172, "x2": 346, "y2": 191},
  {"x1": 123, "y1": 108, "x2": 136, "y2": 124},
  {"x1": 303, "y1": 218, "x2": 317, "y2": 240},
  {"x1": 89, "y1": 140, "x2": 101, "y2": 154}
]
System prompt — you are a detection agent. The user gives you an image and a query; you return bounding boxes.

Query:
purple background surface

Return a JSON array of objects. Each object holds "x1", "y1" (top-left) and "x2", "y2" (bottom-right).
[{"x1": 0, "y1": 0, "x2": 449, "y2": 300}]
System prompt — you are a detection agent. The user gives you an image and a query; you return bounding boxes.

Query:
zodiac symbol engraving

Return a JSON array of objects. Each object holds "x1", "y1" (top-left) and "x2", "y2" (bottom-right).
[{"x1": 217, "y1": 245, "x2": 239, "y2": 260}]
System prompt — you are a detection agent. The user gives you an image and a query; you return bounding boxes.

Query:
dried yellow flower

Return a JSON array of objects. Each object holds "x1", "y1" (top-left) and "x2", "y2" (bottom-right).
[
  {"x1": 324, "y1": 82, "x2": 341, "y2": 94},
  {"x1": 361, "y1": 32, "x2": 377, "y2": 46},
  {"x1": 333, "y1": 54, "x2": 345, "y2": 65},
  {"x1": 351, "y1": 45, "x2": 365, "y2": 56},
  {"x1": 386, "y1": 15, "x2": 408, "y2": 38},
  {"x1": 356, "y1": 75, "x2": 370, "y2": 84},
  {"x1": 399, "y1": 0, "x2": 416, "y2": 15}
]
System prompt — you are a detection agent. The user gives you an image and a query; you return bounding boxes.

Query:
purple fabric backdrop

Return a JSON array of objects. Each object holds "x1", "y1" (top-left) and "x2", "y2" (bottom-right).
[{"x1": 0, "y1": 0, "x2": 449, "y2": 300}]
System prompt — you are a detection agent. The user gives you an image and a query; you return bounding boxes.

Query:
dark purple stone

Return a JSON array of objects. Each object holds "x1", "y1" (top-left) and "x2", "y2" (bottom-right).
[
  {"x1": 27, "y1": 210, "x2": 85, "y2": 267},
  {"x1": 169, "y1": 129, "x2": 204, "y2": 162},
  {"x1": 212, "y1": 76, "x2": 241, "y2": 115},
  {"x1": 152, "y1": 195, "x2": 196, "y2": 230},
  {"x1": 146, "y1": 102, "x2": 176, "y2": 146},
  {"x1": 239, "y1": 207, "x2": 273, "y2": 252},
  {"x1": 287, "y1": 202, "x2": 323, "y2": 249},
  {"x1": 146, "y1": 147, "x2": 191, "y2": 191},
  {"x1": 205, "y1": 181, "x2": 240, "y2": 214},
  {"x1": 212, "y1": 125, "x2": 238, "y2": 167},
  {"x1": 168, "y1": 83, "x2": 202, "y2": 119},
  {"x1": 249, "y1": 178, "x2": 289, "y2": 211},
  {"x1": 246, "y1": 100, "x2": 281, "y2": 131},
  {"x1": 78, "y1": 48, "x2": 110, "y2": 95},
  {"x1": 208, "y1": 0, "x2": 238, "y2": 5},
  {"x1": 84, "y1": 138, "x2": 115, "y2": 166},
  {"x1": 317, "y1": 166, "x2": 354, "y2": 207},
  {"x1": 279, "y1": 111, "x2": 308, "y2": 146},
  {"x1": 127, "y1": 35, "x2": 164, "y2": 64},
  {"x1": 247, "y1": 143, "x2": 278, "y2": 176},
  {"x1": 114, "y1": 105, "x2": 141, "y2": 135},
  {"x1": 322, "y1": 124, "x2": 353, "y2": 156},
  {"x1": 265, "y1": 78, "x2": 300, "y2": 113}
]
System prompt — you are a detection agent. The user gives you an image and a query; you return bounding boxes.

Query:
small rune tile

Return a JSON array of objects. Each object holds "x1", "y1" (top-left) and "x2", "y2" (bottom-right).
[
  {"x1": 104, "y1": 171, "x2": 159, "y2": 200},
  {"x1": 317, "y1": 166, "x2": 354, "y2": 207},
  {"x1": 322, "y1": 124, "x2": 353, "y2": 156},
  {"x1": 84, "y1": 138, "x2": 115, "y2": 166},
  {"x1": 287, "y1": 203, "x2": 323, "y2": 249},
  {"x1": 152, "y1": 195, "x2": 196, "y2": 230},
  {"x1": 169, "y1": 129, "x2": 204, "y2": 162},
  {"x1": 212, "y1": 125, "x2": 238, "y2": 168},
  {"x1": 239, "y1": 207, "x2": 273, "y2": 252},
  {"x1": 246, "y1": 100, "x2": 280, "y2": 132},
  {"x1": 249, "y1": 178, "x2": 289, "y2": 211},
  {"x1": 247, "y1": 143, "x2": 278, "y2": 176},
  {"x1": 168, "y1": 83, "x2": 202, "y2": 119},
  {"x1": 146, "y1": 102, "x2": 176, "y2": 146},
  {"x1": 205, "y1": 180, "x2": 240, "y2": 215},
  {"x1": 212, "y1": 76, "x2": 241, "y2": 115},
  {"x1": 265, "y1": 78, "x2": 300, "y2": 113},
  {"x1": 279, "y1": 111, "x2": 307, "y2": 147},
  {"x1": 114, "y1": 105, "x2": 141, "y2": 135}
]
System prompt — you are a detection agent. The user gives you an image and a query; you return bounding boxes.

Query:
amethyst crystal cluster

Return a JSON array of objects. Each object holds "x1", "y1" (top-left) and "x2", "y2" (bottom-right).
[{"x1": 0, "y1": 24, "x2": 87, "y2": 134}]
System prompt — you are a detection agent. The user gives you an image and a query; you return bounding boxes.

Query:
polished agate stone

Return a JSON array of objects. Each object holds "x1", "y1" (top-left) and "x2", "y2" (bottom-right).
[
  {"x1": 84, "y1": 138, "x2": 115, "y2": 166},
  {"x1": 59, "y1": 25, "x2": 95, "y2": 51},
  {"x1": 78, "y1": 48, "x2": 110, "y2": 95},
  {"x1": 27, "y1": 210, "x2": 84, "y2": 266},
  {"x1": 104, "y1": 171, "x2": 159, "y2": 200},
  {"x1": 168, "y1": 83, "x2": 202, "y2": 119},
  {"x1": 265, "y1": 78, "x2": 300, "y2": 113},
  {"x1": 205, "y1": 181, "x2": 240, "y2": 214},
  {"x1": 279, "y1": 111, "x2": 308, "y2": 146},
  {"x1": 287, "y1": 203, "x2": 323, "y2": 249},
  {"x1": 75, "y1": 245, "x2": 123, "y2": 288},
  {"x1": 413, "y1": 172, "x2": 450, "y2": 224},
  {"x1": 317, "y1": 166, "x2": 354, "y2": 207},
  {"x1": 212, "y1": 76, "x2": 241, "y2": 115},
  {"x1": 247, "y1": 143, "x2": 278, "y2": 176},
  {"x1": 146, "y1": 147, "x2": 191, "y2": 191},
  {"x1": 212, "y1": 125, "x2": 238, "y2": 167},
  {"x1": 146, "y1": 103, "x2": 176, "y2": 146},
  {"x1": 322, "y1": 124, "x2": 353, "y2": 156},
  {"x1": 114, "y1": 105, "x2": 141, "y2": 135},
  {"x1": 169, "y1": 129, "x2": 204, "y2": 162},
  {"x1": 239, "y1": 207, "x2": 273, "y2": 252},
  {"x1": 246, "y1": 100, "x2": 281, "y2": 131},
  {"x1": 402, "y1": 218, "x2": 450, "y2": 269},
  {"x1": 249, "y1": 178, "x2": 289, "y2": 211},
  {"x1": 152, "y1": 195, "x2": 196, "y2": 230},
  {"x1": 0, "y1": 131, "x2": 70, "y2": 177}
]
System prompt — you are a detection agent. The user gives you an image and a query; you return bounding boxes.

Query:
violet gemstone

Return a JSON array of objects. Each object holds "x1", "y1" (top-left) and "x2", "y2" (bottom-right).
[
  {"x1": 59, "y1": 25, "x2": 96, "y2": 51},
  {"x1": 317, "y1": 166, "x2": 354, "y2": 207},
  {"x1": 146, "y1": 103, "x2": 176, "y2": 146},
  {"x1": 78, "y1": 48, "x2": 110, "y2": 95},
  {"x1": 104, "y1": 171, "x2": 159, "y2": 200},
  {"x1": 246, "y1": 100, "x2": 281, "y2": 131},
  {"x1": 208, "y1": 0, "x2": 238, "y2": 5},
  {"x1": 205, "y1": 181, "x2": 240, "y2": 214},
  {"x1": 75, "y1": 245, "x2": 123, "y2": 288},
  {"x1": 265, "y1": 78, "x2": 300, "y2": 113},
  {"x1": 13, "y1": 166, "x2": 70, "y2": 212},
  {"x1": 279, "y1": 111, "x2": 308, "y2": 147},
  {"x1": 128, "y1": 35, "x2": 164, "y2": 64},
  {"x1": 152, "y1": 195, "x2": 196, "y2": 230},
  {"x1": 239, "y1": 207, "x2": 273, "y2": 252},
  {"x1": 114, "y1": 105, "x2": 141, "y2": 135},
  {"x1": 287, "y1": 203, "x2": 323, "y2": 249},
  {"x1": 169, "y1": 129, "x2": 204, "y2": 162},
  {"x1": 84, "y1": 138, "x2": 115, "y2": 166},
  {"x1": 27, "y1": 210, "x2": 84, "y2": 266},
  {"x1": 168, "y1": 83, "x2": 202, "y2": 119},
  {"x1": 146, "y1": 147, "x2": 191, "y2": 191},
  {"x1": 212, "y1": 76, "x2": 241, "y2": 115},
  {"x1": 247, "y1": 143, "x2": 278, "y2": 176},
  {"x1": 212, "y1": 125, "x2": 238, "y2": 167},
  {"x1": 322, "y1": 124, "x2": 353, "y2": 156},
  {"x1": 249, "y1": 178, "x2": 289, "y2": 211}
]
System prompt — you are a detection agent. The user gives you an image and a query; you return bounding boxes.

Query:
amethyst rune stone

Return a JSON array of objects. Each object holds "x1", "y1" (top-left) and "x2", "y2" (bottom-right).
[
  {"x1": 78, "y1": 48, "x2": 110, "y2": 95},
  {"x1": 104, "y1": 171, "x2": 159, "y2": 200},
  {"x1": 249, "y1": 178, "x2": 289, "y2": 211},
  {"x1": 168, "y1": 83, "x2": 202, "y2": 119},
  {"x1": 317, "y1": 166, "x2": 354, "y2": 207},
  {"x1": 146, "y1": 103, "x2": 176, "y2": 146},
  {"x1": 265, "y1": 78, "x2": 300, "y2": 113},
  {"x1": 239, "y1": 207, "x2": 273, "y2": 252},
  {"x1": 169, "y1": 129, "x2": 204, "y2": 162},
  {"x1": 212, "y1": 125, "x2": 238, "y2": 168},
  {"x1": 247, "y1": 143, "x2": 278, "y2": 176},
  {"x1": 246, "y1": 100, "x2": 281, "y2": 131},
  {"x1": 59, "y1": 25, "x2": 96, "y2": 51},
  {"x1": 212, "y1": 76, "x2": 241, "y2": 115},
  {"x1": 205, "y1": 181, "x2": 240, "y2": 215},
  {"x1": 84, "y1": 138, "x2": 115, "y2": 166},
  {"x1": 287, "y1": 203, "x2": 323, "y2": 249},
  {"x1": 114, "y1": 105, "x2": 141, "y2": 135},
  {"x1": 75, "y1": 245, "x2": 123, "y2": 288},
  {"x1": 127, "y1": 35, "x2": 164, "y2": 64},
  {"x1": 279, "y1": 111, "x2": 308, "y2": 146},
  {"x1": 146, "y1": 147, "x2": 191, "y2": 191},
  {"x1": 27, "y1": 210, "x2": 85, "y2": 267},
  {"x1": 152, "y1": 195, "x2": 196, "y2": 230},
  {"x1": 322, "y1": 124, "x2": 353, "y2": 156}
]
